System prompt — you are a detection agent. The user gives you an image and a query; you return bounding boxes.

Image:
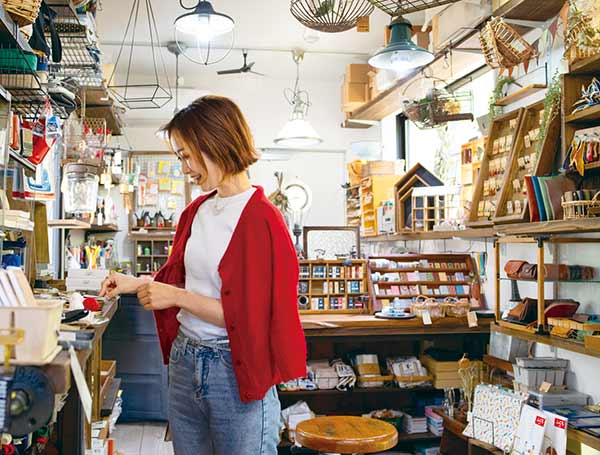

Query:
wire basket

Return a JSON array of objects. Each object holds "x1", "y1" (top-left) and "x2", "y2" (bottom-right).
[
  {"x1": 480, "y1": 17, "x2": 537, "y2": 69},
  {"x1": 2, "y1": 0, "x2": 42, "y2": 26},
  {"x1": 290, "y1": 0, "x2": 375, "y2": 33},
  {"x1": 562, "y1": 191, "x2": 600, "y2": 219},
  {"x1": 403, "y1": 89, "x2": 473, "y2": 129},
  {"x1": 366, "y1": 0, "x2": 460, "y2": 16}
]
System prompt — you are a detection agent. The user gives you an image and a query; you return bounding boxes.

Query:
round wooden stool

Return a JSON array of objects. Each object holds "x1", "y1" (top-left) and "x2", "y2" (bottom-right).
[{"x1": 296, "y1": 416, "x2": 398, "y2": 454}]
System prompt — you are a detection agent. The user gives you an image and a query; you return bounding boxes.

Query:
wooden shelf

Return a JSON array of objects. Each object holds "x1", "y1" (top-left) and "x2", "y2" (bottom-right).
[
  {"x1": 100, "y1": 377, "x2": 121, "y2": 418},
  {"x1": 48, "y1": 219, "x2": 91, "y2": 229},
  {"x1": 361, "y1": 228, "x2": 496, "y2": 242},
  {"x1": 376, "y1": 294, "x2": 469, "y2": 299},
  {"x1": 371, "y1": 268, "x2": 468, "y2": 273},
  {"x1": 495, "y1": 218, "x2": 600, "y2": 236},
  {"x1": 566, "y1": 104, "x2": 600, "y2": 124},
  {"x1": 585, "y1": 161, "x2": 600, "y2": 171},
  {"x1": 492, "y1": 323, "x2": 600, "y2": 359},
  {"x1": 493, "y1": 0, "x2": 565, "y2": 21},
  {"x1": 374, "y1": 281, "x2": 471, "y2": 286},
  {"x1": 278, "y1": 386, "x2": 436, "y2": 396},
  {"x1": 494, "y1": 84, "x2": 547, "y2": 107},
  {"x1": 568, "y1": 428, "x2": 600, "y2": 451},
  {"x1": 570, "y1": 53, "x2": 600, "y2": 75},
  {"x1": 301, "y1": 314, "x2": 491, "y2": 337},
  {"x1": 483, "y1": 354, "x2": 514, "y2": 373},
  {"x1": 340, "y1": 119, "x2": 374, "y2": 129},
  {"x1": 87, "y1": 224, "x2": 119, "y2": 233}
]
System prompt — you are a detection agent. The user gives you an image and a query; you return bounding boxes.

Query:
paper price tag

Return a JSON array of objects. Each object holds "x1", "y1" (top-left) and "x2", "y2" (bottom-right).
[
  {"x1": 539, "y1": 381, "x2": 552, "y2": 393},
  {"x1": 422, "y1": 311, "x2": 432, "y2": 325},
  {"x1": 467, "y1": 311, "x2": 479, "y2": 328}
]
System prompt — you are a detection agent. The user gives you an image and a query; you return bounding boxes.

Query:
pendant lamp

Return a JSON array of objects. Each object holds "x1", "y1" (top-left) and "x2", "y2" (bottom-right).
[
  {"x1": 174, "y1": 0, "x2": 235, "y2": 65},
  {"x1": 107, "y1": 0, "x2": 172, "y2": 109},
  {"x1": 368, "y1": 16, "x2": 434, "y2": 72},
  {"x1": 274, "y1": 51, "x2": 323, "y2": 148}
]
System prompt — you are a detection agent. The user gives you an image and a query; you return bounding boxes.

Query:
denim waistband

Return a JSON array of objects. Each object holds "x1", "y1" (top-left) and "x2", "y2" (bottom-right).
[{"x1": 176, "y1": 330, "x2": 230, "y2": 351}]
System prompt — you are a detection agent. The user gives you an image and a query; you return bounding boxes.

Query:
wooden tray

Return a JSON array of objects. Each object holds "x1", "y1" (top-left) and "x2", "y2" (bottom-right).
[
  {"x1": 468, "y1": 109, "x2": 525, "y2": 227},
  {"x1": 494, "y1": 100, "x2": 561, "y2": 224}
]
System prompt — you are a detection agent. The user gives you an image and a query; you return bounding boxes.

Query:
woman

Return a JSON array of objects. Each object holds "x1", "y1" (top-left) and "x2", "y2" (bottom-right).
[{"x1": 100, "y1": 96, "x2": 307, "y2": 455}]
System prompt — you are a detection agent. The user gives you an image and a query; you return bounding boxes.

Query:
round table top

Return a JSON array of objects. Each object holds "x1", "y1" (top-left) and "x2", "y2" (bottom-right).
[{"x1": 296, "y1": 416, "x2": 398, "y2": 454}]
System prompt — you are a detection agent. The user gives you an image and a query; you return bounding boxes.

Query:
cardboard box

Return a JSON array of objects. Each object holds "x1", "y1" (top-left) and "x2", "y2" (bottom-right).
[
  {"x1": 342, "y1": 80, "x2": 368, "y2": 112},
  {"x1": 346, "y1": 64, "x2": 370, "y2": 84}
]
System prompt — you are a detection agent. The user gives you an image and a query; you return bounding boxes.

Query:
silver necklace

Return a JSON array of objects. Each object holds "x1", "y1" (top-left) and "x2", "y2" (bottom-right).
[{"x1": 212, "y1": 193, "x2": 225, "y2": 215}]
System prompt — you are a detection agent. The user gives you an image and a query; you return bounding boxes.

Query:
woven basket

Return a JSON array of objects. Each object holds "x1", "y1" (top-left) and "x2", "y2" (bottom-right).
[
  {"x1": 411, "y1": 296, "x2": 444, "y2": 319},
  {"x1": 442, "y1": 297, "x2": 471, "y2": 318},
  {"x1": 480, "y1": 17, "x2": 537, "y2": 69},
  {"x1": 562, "y1": 191, "x2": 600, "y2": 219},
  {"x1": 2, "y1": 0, "x2": 42, "y2": 27}
]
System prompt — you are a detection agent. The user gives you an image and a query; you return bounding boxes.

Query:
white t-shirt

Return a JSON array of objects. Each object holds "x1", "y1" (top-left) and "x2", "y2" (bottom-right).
[{"x1": 178, "y1": 187, "x2": 256, "y2": 340}]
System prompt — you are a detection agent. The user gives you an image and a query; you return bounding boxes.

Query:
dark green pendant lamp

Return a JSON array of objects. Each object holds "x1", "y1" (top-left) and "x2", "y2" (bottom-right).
[{"x1": 368, "y1": 16, "x2": 434, "y2": 72}]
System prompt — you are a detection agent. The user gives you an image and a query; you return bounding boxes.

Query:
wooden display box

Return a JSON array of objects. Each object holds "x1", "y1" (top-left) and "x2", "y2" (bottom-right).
[
  {"x1": 394, "y1": 164, "x2": 443, "y2": 233},
  {"x1": 298, "y1": 259, "x2": 369, "y2": 314},
  {"x1": 494, "y1": 100, "x2": 561, "y2": 224},
  {"x1": 367, "y1": 254, "x2": 481, "y2": 313},
  {"x1": 342, "y1": 79, "x2": 369, "y2": 113},
  {"x1": 468, "y1": 109, "x2": 525, "y2": 227}
]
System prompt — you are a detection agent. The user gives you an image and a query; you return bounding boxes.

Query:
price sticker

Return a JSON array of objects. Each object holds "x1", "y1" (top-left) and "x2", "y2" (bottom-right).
[
  {"x1": 422, "y1": 311, "x2": 433, "y2": 325},
  {"x1": 539, "y1": 381, "x2": 552, "y2": 393},
  {"x1": 467, "y1": 311, "x2": 479, "y2": 328}
]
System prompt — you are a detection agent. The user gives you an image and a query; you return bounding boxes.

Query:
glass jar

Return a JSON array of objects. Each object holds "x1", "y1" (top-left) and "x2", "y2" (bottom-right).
[{"x1": 61, "y1": 163, "x2": 100, "y2": 213}]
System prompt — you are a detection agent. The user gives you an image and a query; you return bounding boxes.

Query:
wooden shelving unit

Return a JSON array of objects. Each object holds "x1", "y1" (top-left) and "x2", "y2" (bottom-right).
[
  {"x1": 494, "y1": 100, "x2": 560, "y2": 224},
  {"x1": 134, "y1": 237, "x2": 173, "y2": 277},
  {"x1": 298, "y1": 260, "x2": 369, "y2": 314},
  {"x1": 367, "y1": 254, "x2": 481, "y2": 313},
  {"x1": 468, "y1": 109, "x2": 525, "y2": 227},
  {"x1": 565, "y1": 104, "x2": 600, "y2": 124},
  {"x1": 360, "y1": 175, "x2": 401, "y2": 237},
  {"x1": 569, "y1": 52, "x2": 600, "y2": 75},
  {"x1": 345, "y1": 185, "x2": 361, "y2": 227},
  {"x1": 494, "y1": 84, "x2": 547, "y2": 107}
]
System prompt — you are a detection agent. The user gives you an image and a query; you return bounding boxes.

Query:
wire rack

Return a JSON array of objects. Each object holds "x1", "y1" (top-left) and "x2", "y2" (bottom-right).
[
  {"x1": 403, "y1": 89, "x2": 474, "y2": 129},
  {"x1": 366, "y1": 0, "x2": 461, "y2": 16},
  {"x1": 51, "y1": 66, "x2": 104, "y2": 87}
]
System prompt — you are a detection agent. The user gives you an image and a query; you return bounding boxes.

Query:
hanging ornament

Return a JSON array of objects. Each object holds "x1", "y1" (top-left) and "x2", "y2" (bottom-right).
[
  {"x1": 107, "y1": 0, "x2": 172, "y2": 109},
  {"x1": 479, "y1": 17, "x2": 537, "y2": 77},
  {"x1": 290, "y1": 0, "x2": 375, "y2": 33}
]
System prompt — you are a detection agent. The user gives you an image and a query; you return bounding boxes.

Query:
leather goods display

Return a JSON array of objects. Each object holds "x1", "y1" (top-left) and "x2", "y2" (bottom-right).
[
  {"x1": 524, "y1": 175, "x2": 577, "y2": 222},
  {"x1": 504, "y1": 261, "x2": 595, "y2": 281},
  {"x1": 506, "y1": 298, "x2": 580, "y2": 325}
]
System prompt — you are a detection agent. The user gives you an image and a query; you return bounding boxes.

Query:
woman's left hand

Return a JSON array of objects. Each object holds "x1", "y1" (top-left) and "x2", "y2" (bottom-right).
[{"x1": 137, "y1": 282, "x2": 184, "y2": 311}]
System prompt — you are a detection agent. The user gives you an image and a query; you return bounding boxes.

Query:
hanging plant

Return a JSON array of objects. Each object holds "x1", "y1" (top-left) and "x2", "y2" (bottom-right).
[
  {"x1": 536, "y1": 72, "x2": 561, "y2": 159},
  {"x1": 404, "y1": 89, "x2": 474, "y2": 129},
  {"x1": 488, "y1": 76, "x2": 514, "y2": 120}
]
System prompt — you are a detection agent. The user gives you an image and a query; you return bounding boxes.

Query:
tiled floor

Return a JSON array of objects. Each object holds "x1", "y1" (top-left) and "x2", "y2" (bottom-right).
[{"x1": 112, "y1": 422, "x2": 174, "y2": 455}]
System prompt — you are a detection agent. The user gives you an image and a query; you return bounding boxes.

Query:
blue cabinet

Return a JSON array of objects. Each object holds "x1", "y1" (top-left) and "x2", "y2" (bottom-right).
[{"x1": 102, "y1": 294, "x2": 168, "y2": 421}]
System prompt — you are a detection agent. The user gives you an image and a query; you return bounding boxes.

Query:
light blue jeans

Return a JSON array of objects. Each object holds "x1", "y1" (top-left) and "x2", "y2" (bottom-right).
[{"x1": 168, "y1": 331, "x2": 281, "y2": 455}]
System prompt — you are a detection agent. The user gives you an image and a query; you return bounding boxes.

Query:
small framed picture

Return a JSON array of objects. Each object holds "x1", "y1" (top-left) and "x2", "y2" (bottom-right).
[
  {"x1": 514, "y1": 199, "x2": 522, "y2": 214},
  {"x1": 524, "y1": 135, "x2": 532, "y2": 149},
  {"x1": 507, "y1": 200, "x2": 514, "y2": 215},
  {"x1": 478, "y1": 201, "x2": 485, "y2": 217},
  {"x1": 518, "y1": 157, "x2": 526, "y2": 169},
  {"x1": 513, "y1": 178, "x2": 521, "y2": 192}
]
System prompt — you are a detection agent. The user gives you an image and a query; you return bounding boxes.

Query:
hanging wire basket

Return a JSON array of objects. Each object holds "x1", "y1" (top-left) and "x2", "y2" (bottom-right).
[
  {"x1": 365, "y1": 0, "x2": 460, "y2": 16},
  {"x1": 479, "y1": 17, "x2": 537, "y2": 70},
  {"x1": 403, "y1": 88, "x2": 473, "y2": 129},
  {"x1": 290, "y1": 0, "x2": 375, "y2": 33}
]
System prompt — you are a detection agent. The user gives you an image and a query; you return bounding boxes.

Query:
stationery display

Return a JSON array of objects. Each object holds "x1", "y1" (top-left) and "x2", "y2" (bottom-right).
[
  {"x1": 512, "y1": 405, "x2": 548, "y2": 455},
  {"x1": 368, "y1": 254, "x2": 481, "y2": 314},
  {"x1": 564, "y1": 126, "x2": 600, "y2": 176},
  {"x1": 386, "y1": 357, "x2": 432, "y2": 388},
  {"x1": 297, "y1": 260, "x2": 369, "y2": 314},
  {"x1": 468, "y1": 109, "x2": 524, "y2": 226},
  {"x1": 494, "y1": 100, "x2": 560, "y2": 224},
  {"x1": 463, "y1": 384, "x2": 528, "y2": 452}
]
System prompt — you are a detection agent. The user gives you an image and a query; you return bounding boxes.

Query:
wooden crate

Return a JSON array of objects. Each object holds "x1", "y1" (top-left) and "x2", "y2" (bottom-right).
[
  {"x1": 467, "y1": 109, "x2": 525, "y2": 227},
  {"x1": 298, "y1": 259, "x2": 369, "y2": 314},
  {"x1": 494, "y1": 100, "x2": 561, "y2": 224}
]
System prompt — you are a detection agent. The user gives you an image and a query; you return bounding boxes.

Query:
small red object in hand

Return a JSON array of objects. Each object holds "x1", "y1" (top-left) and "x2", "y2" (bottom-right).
[
  {"x1": 3, "y1": 444, "x2": 14, "y2": 455},
  {"x1": 83, "y1": 297, "x2": 101, "y2": 312}
]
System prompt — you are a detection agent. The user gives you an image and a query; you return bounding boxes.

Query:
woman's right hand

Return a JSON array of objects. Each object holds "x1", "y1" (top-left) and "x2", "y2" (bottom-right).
[{"x1": 100, "y1": 271, "x2": 143, "y2": 299}]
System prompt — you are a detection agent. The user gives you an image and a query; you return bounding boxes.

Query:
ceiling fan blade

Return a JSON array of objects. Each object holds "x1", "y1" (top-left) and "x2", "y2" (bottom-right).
[
  {"x1": 248, "y1": 61, "x2": 256, "y2": 69},
  {"x1": 249, "y1": 70, "x2": 266, "y2": 77},
  {"x1": 217, "y1": 69, "x2": 244, "y2": 75}
]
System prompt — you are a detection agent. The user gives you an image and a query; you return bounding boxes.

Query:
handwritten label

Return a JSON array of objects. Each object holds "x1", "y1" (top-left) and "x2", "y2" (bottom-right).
[
  {"x1": 539, "y1": 381, "x2": 552, "y2": 393},
  {"x1": 422, "y1": 311, "x2": 432, "y2": 325},
  {"x1": 467, "y1": 311, "x2": 479, "y2": 328}
]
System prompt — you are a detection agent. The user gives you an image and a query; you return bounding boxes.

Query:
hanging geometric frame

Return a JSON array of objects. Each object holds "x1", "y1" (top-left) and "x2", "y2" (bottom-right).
[
  {"x1": 365, "y1": 0, "x2": 461, "y2": 16},
  {"x1": 107, "y1": 0, "x2": 172, "y2": 109},
  {"x1": 290, "y1": 0, "x2": 375, "y2": 33}
]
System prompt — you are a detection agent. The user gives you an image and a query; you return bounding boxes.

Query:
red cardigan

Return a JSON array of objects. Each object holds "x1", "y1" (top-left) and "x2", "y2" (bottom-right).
[{"x1": 153, "y1": 186, "x2": 307, "y2": 402}]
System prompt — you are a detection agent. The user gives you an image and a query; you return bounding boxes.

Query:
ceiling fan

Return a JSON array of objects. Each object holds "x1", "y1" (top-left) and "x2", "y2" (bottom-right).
[{"x1": 217, "y1": 50, "x2": 265, "y2": 76}]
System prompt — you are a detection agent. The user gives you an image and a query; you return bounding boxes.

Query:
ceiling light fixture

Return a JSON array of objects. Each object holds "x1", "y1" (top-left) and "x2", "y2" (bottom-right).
[
  {"x1": 174, "y1": 0, "x2": 235, "y2": 65},
  {"x1": 274, "y1": 50, "x2": 323, "y2": 148},
  {"x1": 368, "y1": 16, "x2": 434, "y2": 72}
]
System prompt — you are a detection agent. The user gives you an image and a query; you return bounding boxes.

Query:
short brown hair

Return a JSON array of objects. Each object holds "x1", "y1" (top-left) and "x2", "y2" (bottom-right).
[{"x1": 160, "y1": 96, "x2": 258, "y2": 179}]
